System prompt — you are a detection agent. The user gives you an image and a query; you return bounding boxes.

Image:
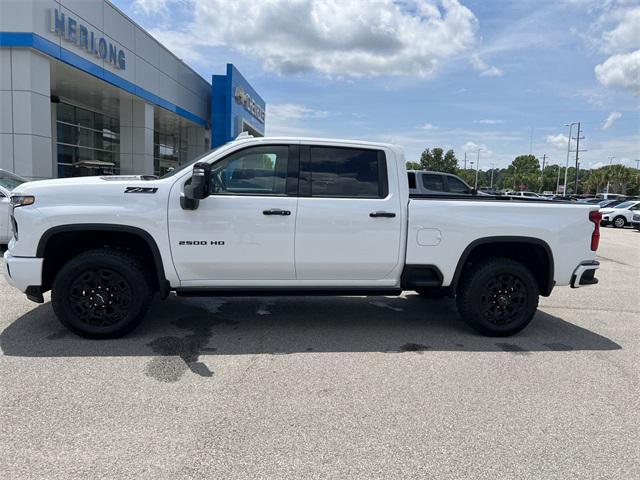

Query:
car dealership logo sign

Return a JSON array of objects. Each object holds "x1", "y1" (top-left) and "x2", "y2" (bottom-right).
[
  {"x1": 234, "y1": 86, "x2": 265, "y2": 123},
  {"x1": 49, "y1": 9, "x2": 126, "y2": 70}
]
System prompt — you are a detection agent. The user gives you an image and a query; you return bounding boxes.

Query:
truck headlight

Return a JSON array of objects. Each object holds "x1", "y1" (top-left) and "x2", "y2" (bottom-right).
[{"x1": 10, "y1": 195, "x2": 35, "y2": 208}]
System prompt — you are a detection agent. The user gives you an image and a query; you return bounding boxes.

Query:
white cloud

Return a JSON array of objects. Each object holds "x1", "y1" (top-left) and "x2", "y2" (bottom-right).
[
  {"x1": 601, "y1": 7, "x2": 640, "y2": 54},
  {"x1": 479, "y1": 65, "x2": 503, "y2": 77},
  {"x1": 146, "y1": 0, "x2": 479, "y2": 78},
  {"x1": 591, "y1": 161, "x2": 606, "y2": 169},
  {"x1": 474, "y1": 119, "x2": 503, "y2": 124},
  {"x1": 265, "y1": 103, "x2": 329, "y2": 137},
  {"x1": 592, "y1": 6, "x2": 640, "y2": 96},
  {"x1": 471, "y1": 54, "x2": 503, "y2": 77},
  {"x1": 268, "y1": 103, "x2": 329, "y2": 121},
  {"x1": 546, "y1": 133, "x2": 569, "y2": 149},
  {"x1": 602, "y1": 111, "x2": 622, "y2": 130},
  {"x1": 460, "y1": 141, "x2": 492, "y2": 156},
  {"x1": 595, "y1": 49, "x2": 640, "y2": 95},
  {"x1": 419, "y1": 123, "x2": 437, "y2": 130},
  {"x1": 133, "y1": 0, "x2": 169, "y2": 16}
]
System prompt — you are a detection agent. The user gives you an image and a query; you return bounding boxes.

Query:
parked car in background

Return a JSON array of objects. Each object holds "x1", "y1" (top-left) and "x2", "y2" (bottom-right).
[
  {"x1": 599, "y1": 193, "x2": 624, "y2": 200},
  {"x1": 505, "y1": 191, "x2": 546, "y2": 199},
  {"x1": 600, "y1": 200, "x2": 640, "y2": 228},
  {"x1": 578, "y1": 198, "x2": 603, "y2": 204},
  {"x1": 598, "y1": 198, "x2": 629, "y2": 208},
  {"x1": 0, "y1": 170, "x2": 29, "y2": 245},
  {"x1": 408, "y1": 171, "x2": 479, "y2": 196}
]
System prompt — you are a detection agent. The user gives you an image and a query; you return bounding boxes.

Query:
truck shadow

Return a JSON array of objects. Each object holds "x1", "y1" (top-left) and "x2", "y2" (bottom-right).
[{"x1": 1, "y1": 293, "x2": 621, "y2": 362}]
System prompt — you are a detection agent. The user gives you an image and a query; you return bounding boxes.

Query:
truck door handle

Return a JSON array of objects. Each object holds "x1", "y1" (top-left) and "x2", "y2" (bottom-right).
[
  {"x1": 369, "y1": 211, "x2": 396, "y2": 218},
  {"x1": 263, "y1": 208, "x2": 291, "y2": 216}
]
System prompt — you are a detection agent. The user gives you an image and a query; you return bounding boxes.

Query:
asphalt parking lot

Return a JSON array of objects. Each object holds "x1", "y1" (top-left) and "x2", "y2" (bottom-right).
[{"x1": 1, "y1": 227, "x2": 638, "y2": 479}]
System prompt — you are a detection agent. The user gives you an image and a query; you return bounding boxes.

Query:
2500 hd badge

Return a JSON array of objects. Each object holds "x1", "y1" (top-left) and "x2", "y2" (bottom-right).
[{"x1": 178, "y1": 240, "x2": 225, "y2": 246}]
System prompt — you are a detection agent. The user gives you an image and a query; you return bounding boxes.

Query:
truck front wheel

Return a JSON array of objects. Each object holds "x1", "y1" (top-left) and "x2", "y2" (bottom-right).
[
  {"x1": 456, "y1": 258, "x2": 539, "y2": 336},
  {"x1": 51, "y1": 249, "x2": 153, "y2": 339}
]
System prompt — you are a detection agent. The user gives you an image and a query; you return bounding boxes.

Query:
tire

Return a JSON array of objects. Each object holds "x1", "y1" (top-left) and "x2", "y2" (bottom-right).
[
  {"x1": 415, "y1": 287, "x2": 448, "y2": 298},
  {"x1": 612, "y1": 216, "x2": 626, "y2": 228},
  {"x1": 51, "y1": 248, "x2": 153, "y2": 339},
  {"x1": 456, "y1": 257, "x2": 539, "y2": 336}
]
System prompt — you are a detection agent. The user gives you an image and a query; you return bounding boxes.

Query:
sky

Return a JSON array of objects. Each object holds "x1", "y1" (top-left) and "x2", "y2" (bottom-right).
[{"x1": 112, "y1": 0, "x2": 640, "y2": 170}]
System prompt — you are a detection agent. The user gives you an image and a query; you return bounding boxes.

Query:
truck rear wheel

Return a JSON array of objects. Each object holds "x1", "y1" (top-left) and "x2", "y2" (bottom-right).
[
  {"x1": 51, "y1": 249, "x2": 153, "y2": 339},
  {"x1": 456, "y1": 257, "x2": 539, "y2": 336}
]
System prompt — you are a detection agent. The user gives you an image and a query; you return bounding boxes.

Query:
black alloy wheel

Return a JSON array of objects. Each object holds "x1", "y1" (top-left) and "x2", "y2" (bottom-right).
[
  {"x1": 68, "y1": 268, "x2": 132, "y2": 327},
  {"x1": 456, "y1": 257, "x2": 539, "y2": 336},
  {"x1": 479, "y1": 273, "x2": 528, "y2": 326},
  {"x1": 52, "y1": 249, "x2": 153, "y2": 339}
]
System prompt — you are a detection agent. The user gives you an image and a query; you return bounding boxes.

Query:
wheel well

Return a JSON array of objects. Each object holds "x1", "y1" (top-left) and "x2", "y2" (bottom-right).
[
  {"x1": 39, "y1": 227, "x2": 166, "y2": 295},
  {"x1": 452, "y1": 239, "x2": 554, "y2": 296}
]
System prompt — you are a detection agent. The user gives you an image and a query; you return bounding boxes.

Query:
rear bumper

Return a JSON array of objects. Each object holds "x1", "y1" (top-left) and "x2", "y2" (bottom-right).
[
  {"x1": 570, "y1": 260, "x2": 600, "y2": 288},
  {"x1": 2, "y1": 251, "x2": 44, "y2": 298}
]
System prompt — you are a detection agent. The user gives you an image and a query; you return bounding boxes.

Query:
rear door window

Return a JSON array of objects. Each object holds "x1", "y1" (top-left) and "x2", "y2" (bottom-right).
[
  {"x1": 306, "y1": 146, "x2": 387, "y2": 198},
  {"x1": 421, "y1": 173, "x2": 445, "y2": 192},
  {"x1": 447, "y1": 176, "x2": 471, "y2": 194}
]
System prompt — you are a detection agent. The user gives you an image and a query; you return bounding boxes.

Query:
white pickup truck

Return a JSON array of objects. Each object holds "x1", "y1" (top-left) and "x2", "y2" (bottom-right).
[{"x1": 3, "y1": 136, "x2": 602, "y2": 338}]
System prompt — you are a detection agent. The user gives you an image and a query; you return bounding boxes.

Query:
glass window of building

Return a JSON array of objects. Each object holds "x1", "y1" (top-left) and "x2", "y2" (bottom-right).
[
  {"x1": 154, "y1": 131, "x2": 188, "y2": 177},
  {"x1": 55, "y1": 102, "x2": 120, "y2": 177}
]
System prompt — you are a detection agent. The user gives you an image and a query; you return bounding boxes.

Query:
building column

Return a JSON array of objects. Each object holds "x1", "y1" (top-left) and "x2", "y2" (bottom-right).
[
  {"x1": 120, "y1": 97, "x2": 154, "y2": 175},
  {"x1": 0, "y1": 49, "x2": 53, "y2": 179}
]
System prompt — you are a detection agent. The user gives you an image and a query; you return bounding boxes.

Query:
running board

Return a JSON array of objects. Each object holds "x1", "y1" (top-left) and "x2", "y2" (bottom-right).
[{"x1": 175, "y1": 287, "x2": 403, "y2": 297}]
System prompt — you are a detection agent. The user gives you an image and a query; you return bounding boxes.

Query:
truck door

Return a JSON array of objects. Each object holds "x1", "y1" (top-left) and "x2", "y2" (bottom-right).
[
  {"x1": 168, "y1": 144, "x2": 298, "y2": 284},
  {"x1": 294, "y1": 145, "x2": 402, "y2": 281}
]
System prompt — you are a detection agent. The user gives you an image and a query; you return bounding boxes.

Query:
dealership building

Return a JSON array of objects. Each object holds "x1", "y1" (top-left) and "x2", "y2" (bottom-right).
[{"x1": 0, "y1": 0, "x2": 266, "y2": 179}]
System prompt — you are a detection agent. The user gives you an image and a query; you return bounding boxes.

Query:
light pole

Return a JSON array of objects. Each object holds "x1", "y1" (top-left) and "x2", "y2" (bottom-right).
[
  {"x1": 474, "y1": 148, "x2": 482, "y2": 189},
  {"x1": 556, "y1": 164, "x2": 562, "y2": 194},
  {"x1": 564, "y1": 122, "x2": 577, "y2": 196},
  {"x1": 539, "y1": 154, "x2": 546, "y2": 193},
  {"x1": 606, "y1": 156, "x2": 615, "y2": 194},
  {"x1": 490, "y1": 162, "x2": 496, "y2": 189}
]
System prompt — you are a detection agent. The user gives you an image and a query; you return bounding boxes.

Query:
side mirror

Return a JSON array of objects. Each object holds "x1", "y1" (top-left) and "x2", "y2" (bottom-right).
[
  {"x1": 470, "y1": 188, "x2": 478, "y2": 195},
  {"x1": 181, "y1": 162, "x2": 211, "y2": 210}
]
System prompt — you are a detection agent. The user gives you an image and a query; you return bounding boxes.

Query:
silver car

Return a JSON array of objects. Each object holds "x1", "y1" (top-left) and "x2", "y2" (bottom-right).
[
  {"x1": 408, "y1": 170, "x2": 478, "y2": 196},
  {"x1": 0, "y1": 169, "x2": 29, "y2": 245}
]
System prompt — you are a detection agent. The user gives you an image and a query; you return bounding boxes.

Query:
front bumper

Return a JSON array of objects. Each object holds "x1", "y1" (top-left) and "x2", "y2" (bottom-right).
[
  {"x1": 570, "y1": 260, "x2": 600, "y2": 288},
  {"x1": 2, "y1": 251, "x2": 44, "y2": 297}
]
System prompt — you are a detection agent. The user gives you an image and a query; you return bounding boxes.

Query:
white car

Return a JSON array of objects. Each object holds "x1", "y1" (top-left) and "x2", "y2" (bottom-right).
[
  {"x1": 0, "y1": 170, "x2": 28, "y2": 245},
  {"x1": 600, "y1": 200, "x2": 640, "y2": 228},
  {"x1": 4, "y1": 136, "x2": 601, "y2": 339},
  {"x1": 506, "y1": 191, "x2": 545, "y2": 199}
]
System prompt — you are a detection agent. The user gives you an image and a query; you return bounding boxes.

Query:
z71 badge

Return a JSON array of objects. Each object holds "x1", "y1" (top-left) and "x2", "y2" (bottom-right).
[{"x1": 125, "y1": 187, "x2": 158, "y2": 194}]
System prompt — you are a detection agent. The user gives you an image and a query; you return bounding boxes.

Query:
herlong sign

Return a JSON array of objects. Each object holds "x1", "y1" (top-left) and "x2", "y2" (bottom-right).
[{"x1": 49, "y1": 8, "x2": 126, "y2": 70}]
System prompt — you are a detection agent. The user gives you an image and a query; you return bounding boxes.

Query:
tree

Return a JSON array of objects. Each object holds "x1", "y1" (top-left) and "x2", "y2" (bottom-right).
[
  {"x1": 405, "y1": 161, "x2": 421, "y2": 170},
  {"x1": 420, "y1": 148, "x2": 458, "y2": 173},
  {"x1": 508, "y1": 154, "x2": 541, "y2": 191}
]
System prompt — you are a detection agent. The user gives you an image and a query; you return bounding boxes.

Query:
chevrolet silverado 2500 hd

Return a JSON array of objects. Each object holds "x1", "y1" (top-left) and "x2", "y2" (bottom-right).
[{"x1": 3, "y1": 136, "x2": 602, "y2": 338}]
